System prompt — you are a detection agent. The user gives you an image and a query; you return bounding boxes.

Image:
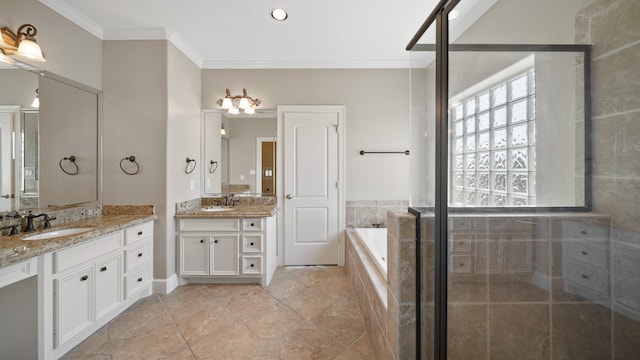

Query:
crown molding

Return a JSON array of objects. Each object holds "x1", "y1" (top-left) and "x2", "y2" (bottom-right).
[
  {"x1": 103, "y1": 27, "x2": 167, "y2": 40},
  {"x1": 201, "y1": 58, "x2": 414, "y2": 69},
  {"x1": 39, "y1": 0, "x2": 104, "y2": 39},
  {"x1": 167, "y1": 32, "x2": 204, "y2": 68}
]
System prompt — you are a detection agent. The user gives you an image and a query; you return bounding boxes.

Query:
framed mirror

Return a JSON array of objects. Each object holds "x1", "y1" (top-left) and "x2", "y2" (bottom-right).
[
  {"x1": 201, "y1": 109, "x2": 276, "y2": 197},
  {"x1": 0, "y1": 61, "x2": 100, "y2": 212}
]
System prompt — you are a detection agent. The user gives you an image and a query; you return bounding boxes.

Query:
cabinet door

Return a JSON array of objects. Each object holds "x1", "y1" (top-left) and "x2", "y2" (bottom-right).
[
  {"x1": 95, "y1": 255, "x2": 122, "y2": 320},
  {"x1": 211, "y1": 235, "x2": 239, "y2": 275},
  {"x1": 179, "y1": 235, "x2": 209, "y2": 275},
  {"x1": 55, "y1": 266, "x2": 93, "y2": 348}
]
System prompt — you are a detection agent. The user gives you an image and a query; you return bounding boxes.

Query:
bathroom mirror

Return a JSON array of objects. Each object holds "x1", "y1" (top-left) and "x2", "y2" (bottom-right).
[
  {"x1": 0, "y1": 62, "x2": 100, "y2": 212},
  {"x1": 202, "y1": 109, "x2": 276, "y2": 196}
]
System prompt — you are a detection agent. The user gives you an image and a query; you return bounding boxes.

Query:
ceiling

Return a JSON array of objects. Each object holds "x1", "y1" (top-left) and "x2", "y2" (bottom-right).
[{"x1": 39, "y1": 0, "x2": 493, "y2": 69}]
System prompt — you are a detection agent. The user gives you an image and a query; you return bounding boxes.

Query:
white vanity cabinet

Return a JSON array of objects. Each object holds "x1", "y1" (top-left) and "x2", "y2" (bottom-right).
[
  {"x1": 41, "y1": 220, "x2": 155, "y2": 360},
  {"x1": 177, "y1": 215, "x2": 277, "y2": 286},
  {"x1": 52, "y1": 232, "x2": 122, "y2": 348}
]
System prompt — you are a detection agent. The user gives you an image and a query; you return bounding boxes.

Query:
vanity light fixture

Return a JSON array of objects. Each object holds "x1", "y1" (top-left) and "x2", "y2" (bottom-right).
[
  {"x1": 220, "y1": 123, "x2": 227, "y2": 135},
  {"x1": 0, "y1": 24, "x2": 46, "y2": 62},
  {"x1": 271, "y1": 8, "x2": 288, "y2": 21},
  {"x1": 30, "y1": 89, "x2": 39, "y2": 108},
  {"x1": 216, "y1": 88, "x2": 261, "y2": 114}
]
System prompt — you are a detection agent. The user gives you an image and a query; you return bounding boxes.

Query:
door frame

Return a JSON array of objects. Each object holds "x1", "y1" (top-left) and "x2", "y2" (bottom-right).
[
  {"x1": 0, "y1": 105, "x2": 21, "y2": 211},
  {"x1": 276, "y1": 105, "x2": 346, "y2": 266},
  {"x1": 255, "y1": 136, "x2": 276, "y2": 195}
]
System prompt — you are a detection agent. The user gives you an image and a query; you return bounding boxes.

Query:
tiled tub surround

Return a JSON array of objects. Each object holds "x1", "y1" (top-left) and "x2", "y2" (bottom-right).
[
  {"x1": 385, "y1": 210, "x2": 640, "y2": 360},
  {"x1": 0, "y1": 203, "x2": 156, "y2": 267},
  {"x1": 346, "y1": 200, "x2": 409, "y2": 228}
]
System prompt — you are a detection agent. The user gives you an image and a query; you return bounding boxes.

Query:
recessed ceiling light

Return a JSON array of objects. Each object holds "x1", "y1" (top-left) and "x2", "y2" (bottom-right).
[
  {"x1": 271, "y1": 8, "x2": 288, "y2": 21},
  {"x1": 448, "y1": 9, "x2": 460, "y2": 20}
]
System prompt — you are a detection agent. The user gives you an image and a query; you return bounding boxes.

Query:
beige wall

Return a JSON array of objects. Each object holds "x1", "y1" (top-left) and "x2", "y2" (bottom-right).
[
  {"x1": 166, "y1": 41, "x2": 202, "y2": 278},
  {"x1": 2, "y1": 0, "x2": 102, "y2": 89},
  {"x1": 0, "y1": 70, "x2": 39, "y2": 107},
  {"x1": 202, "y1": 69, "x2": 411, "y2": 201},
  {"x1": 102, "y1": 40, "x2": 169, "y2": 279}
]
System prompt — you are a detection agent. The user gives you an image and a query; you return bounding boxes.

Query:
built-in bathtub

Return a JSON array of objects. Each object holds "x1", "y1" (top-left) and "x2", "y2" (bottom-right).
[{"x1": 354, "y1": 228, "x2": 387, "y2": 278}]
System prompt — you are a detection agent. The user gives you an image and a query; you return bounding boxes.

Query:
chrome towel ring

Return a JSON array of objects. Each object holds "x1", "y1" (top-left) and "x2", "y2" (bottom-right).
[{"x1": 209, "y1": 160, "x2": 218, "y2": 174}]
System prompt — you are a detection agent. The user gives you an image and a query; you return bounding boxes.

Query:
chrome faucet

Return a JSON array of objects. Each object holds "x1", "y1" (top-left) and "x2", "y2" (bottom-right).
[{"x1": 222, "y1": 193, "x2": 235, "y2": 206}]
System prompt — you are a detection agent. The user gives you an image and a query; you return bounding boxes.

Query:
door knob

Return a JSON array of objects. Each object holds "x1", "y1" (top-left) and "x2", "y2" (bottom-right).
[{"x1": 286, "y1": 194, "x2": 295, "y2": 199}]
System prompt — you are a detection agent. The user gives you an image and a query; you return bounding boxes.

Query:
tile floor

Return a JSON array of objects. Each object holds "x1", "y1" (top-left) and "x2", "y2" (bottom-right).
[{"x1": 63, "y1": 266, "x2": 373, "y2": 360}]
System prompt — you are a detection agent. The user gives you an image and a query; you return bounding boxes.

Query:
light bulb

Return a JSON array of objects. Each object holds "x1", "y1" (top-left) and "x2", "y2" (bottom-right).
[
  {"x1": 16, "y1": 39, "x2": 46, "y2": 62},
  {"x1": 220, "y1": 98, "x2": 233, "y2": 109},
  {"x1": 238, "y1": 97, "x2": 250, "y2": 109},
  {"x1": 228, "y1": 107, "x2": 240, "y2": 115}
]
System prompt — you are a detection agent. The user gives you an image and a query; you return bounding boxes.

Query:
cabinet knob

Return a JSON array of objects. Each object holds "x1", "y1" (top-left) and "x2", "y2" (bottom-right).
[
  {"x1": 250, "y1": 264, "x2": 254, "y2": 268},
  {"x1": 138, "y1": 231, "x2": 143, "y2": 236},
  {"x1": 100, "y1": 266, "x2": 107, "y2": 272},
  {"x1": 200, "y1": 239, "x2": 204, "y2": 244},
  {"x1": 250, "y1": 223, "x2": 255, "y2": 227},
  {"x1": 214, "y1": 240, "x2": 218, "y2": 244},
  {"x1": 250, "y1": 242, "x2": 254, "y2": 246},
  {"x1": 138, "y1": 252, "x2": 143, "y2": 257},
  {"x1": 80, "y1": 275, "x2": 88, "y2": 281},
  {"x1": 137, "y1": 277, "x2": 143, "y2": 282}
]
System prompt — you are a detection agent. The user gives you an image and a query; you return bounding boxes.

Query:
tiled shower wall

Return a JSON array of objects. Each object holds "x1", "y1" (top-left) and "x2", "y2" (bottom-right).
[{"x1": 346, "y1": 200, "x2": 409, "y2": 228}]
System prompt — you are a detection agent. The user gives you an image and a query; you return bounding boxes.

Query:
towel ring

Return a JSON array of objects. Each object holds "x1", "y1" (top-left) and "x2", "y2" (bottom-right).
[
  {"x1": 209, "y1": 160, "x2": 218, "y2": 174},
  {"x1": 120, "y1": 155, "x2": 140, "y2": 175},
  {"x1": 59, "y1": 155, "x2": 79, "y2": 175},
  {"x1": 185, "y1": 157, "x2": 197, "y2": 174}
]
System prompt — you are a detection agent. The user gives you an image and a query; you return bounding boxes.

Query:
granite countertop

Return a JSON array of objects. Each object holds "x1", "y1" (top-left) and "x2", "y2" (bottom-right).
[
  {"x1": 0, "y1": 214, "x2": 157, "y2": 268},
  {"x1": 174, "y1": 203, "x2": 279, "y2": 219}
]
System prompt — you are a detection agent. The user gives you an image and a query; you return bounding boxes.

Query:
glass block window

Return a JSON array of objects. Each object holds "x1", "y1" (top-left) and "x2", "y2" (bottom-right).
[{"x1": 450, "y1": 70, "x2": 536, "y2": 207}]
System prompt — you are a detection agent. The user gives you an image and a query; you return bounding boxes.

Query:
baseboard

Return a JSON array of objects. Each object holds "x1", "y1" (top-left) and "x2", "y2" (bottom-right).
[
  {"x1": 531, "y1": 271, "x2": 549, "y2": 291},
  {"x1": 152, "y1": 273, "x2": 179, "y2": 295}
]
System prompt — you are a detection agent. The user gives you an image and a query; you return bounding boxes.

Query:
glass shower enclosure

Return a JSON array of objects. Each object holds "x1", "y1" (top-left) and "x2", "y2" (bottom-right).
[{"x1": 408, "y1": 0, "x2": 640, "y2": 359}]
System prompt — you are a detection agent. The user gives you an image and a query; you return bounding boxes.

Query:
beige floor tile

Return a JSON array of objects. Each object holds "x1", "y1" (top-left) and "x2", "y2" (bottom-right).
[
  {"x1": 336, "y1": 334, "x2": 374, "y2": 360},
  {"x1": 278, "y1": 325, "x2": 348, "y2": 359},
  {"x1": 312, "y1": 305, "x2": 366, "y2": 347},
  {"x1": 65, "y1": 266, "x2": 372, "y2": 360},
  {"x1": 227, "y1": 287, "x2": 279, "y2": 321},
  {"x1": 191, "y1": 320, "x2": 259, "y2": 359},
  {"x1": 245, "y1": 302, "x2": 310, "y2": 339},
  {"x1": 111, "y1": 324, "x2": 191, "y2": 360}
]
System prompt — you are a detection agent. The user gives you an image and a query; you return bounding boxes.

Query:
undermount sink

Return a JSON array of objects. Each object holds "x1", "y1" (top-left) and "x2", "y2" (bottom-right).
[
  {"x1": 22, "y1": 228, "x2": 93, "y2": 241},
  {"x1": 201, "y1": 206, "x2": 235, "y2": 212}
]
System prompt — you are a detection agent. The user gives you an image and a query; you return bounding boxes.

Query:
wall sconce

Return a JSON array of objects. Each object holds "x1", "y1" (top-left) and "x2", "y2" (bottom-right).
[
  {"x1": 0, "y1": 24, "x2": 46, "y2": 62},
  {"x1": 30, "y1": 89, "x2": 39, "y2": 108},
  {"x1": 216, "y1": 88, "x2": 261, "y2": 114},
  {"x1": 220, "y1": 123, "x2": 227, "y2": 135}
]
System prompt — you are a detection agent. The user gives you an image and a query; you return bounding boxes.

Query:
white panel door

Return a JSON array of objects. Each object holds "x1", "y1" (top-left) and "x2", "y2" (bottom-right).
[{"x1": 284, "y1": 110, "x2": 339, "y2": 265}]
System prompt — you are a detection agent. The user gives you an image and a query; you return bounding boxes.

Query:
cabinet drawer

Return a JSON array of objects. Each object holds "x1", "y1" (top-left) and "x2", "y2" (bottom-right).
[
  {"x1": 54, "y1": 232, "x2": 122, "y2": 274},
  {"x1": 565, "y1": 259, "x2": 610, "y2": 296},
  {"x1": 180, "y1": 218, "x2": 239, "y2": 232},
  {"x1": 125, "y1": 222, "x2": 154, "y2": 245},
  {"x1": 241, "y1": 256, "x2": 263, "y2": 275},
  {"x1": 450, "y1": 234, "x2": 473, "y2": 252},
  {"x1": 563, "y1": 240, "x2": 609, "y2": 269},
  {"x1": 242, "y1": 219, "x2": 263, "y2": 231},
  {"x1": 450, "y1": 254, "x2": 473, "y2": 273},
  {"x1": 125, "y1": 264, "x2": 152, "y2": 299},
  {"x1": 0, "y1": 258, "x2": 37, "y2": 289},
  {"x1": 561, "y1": 220, "x2": 610, "y2": 243},
  {"x1": 242, "y1": 234, "x2": 263, "y2": 253},
  {"x1": 125, "y1": 241, "x2": 152, "y2": 272}
]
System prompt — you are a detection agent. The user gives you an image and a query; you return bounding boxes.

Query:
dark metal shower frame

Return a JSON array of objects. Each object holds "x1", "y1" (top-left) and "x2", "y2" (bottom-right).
[{"x1": 406, "y1": 1, "x2": 592, "y2": 359}]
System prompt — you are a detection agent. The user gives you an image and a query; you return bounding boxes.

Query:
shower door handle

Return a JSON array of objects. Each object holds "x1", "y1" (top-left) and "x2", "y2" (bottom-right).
[{"x1": 286, "y1": 194, "x2": 295, "y2": 199}]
